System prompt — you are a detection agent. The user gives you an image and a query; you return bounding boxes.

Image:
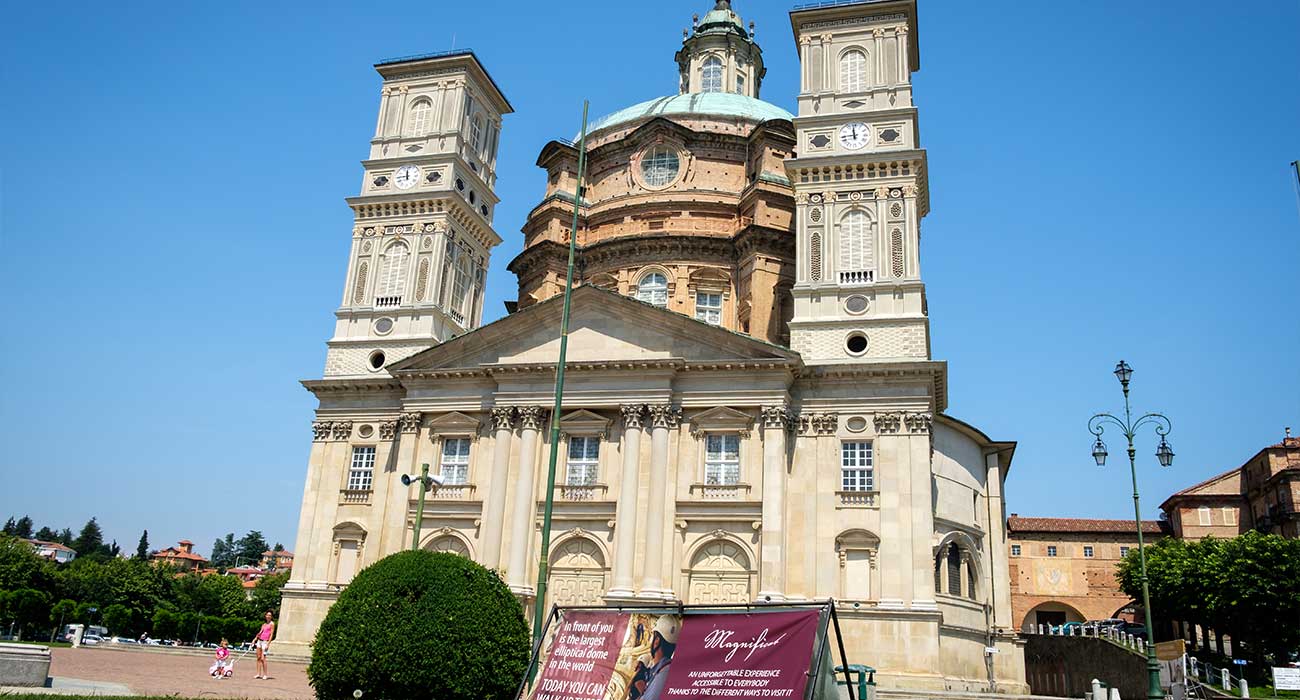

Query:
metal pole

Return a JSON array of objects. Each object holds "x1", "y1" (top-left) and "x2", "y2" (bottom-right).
[
  {"x1": 411, "y1": 462, "x2": 430, "y2": 551},
  {"x1": 1120, "y1": 383, "x2": 1165, "y2": 700},
  {"x1": 532, "y1": 101, "x2": 590, "y2": 646}
]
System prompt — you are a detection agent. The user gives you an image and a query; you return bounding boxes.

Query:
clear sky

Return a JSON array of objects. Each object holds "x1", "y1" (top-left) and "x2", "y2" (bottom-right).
[{"x1": 1, "y1": 1, "x2": 1297, "y2": 557}]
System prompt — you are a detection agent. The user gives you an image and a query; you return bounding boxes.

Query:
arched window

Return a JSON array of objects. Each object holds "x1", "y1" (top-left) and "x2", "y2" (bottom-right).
[
  {"x1": 701, "y1": 56, "x2": 723, "y2": 93},
  {"x1": 376, "y1": 241, "x2": 409, "y2": 306},
  {"x1": 839, "y1": 209, "x2": 874, "y2": 280},
  {"x1": 946, "y1": 545, "x2": 962, "y2": 596},
  {"x1": 408, "y1": 99, "x2": 432, "y2": 135},
  {"x1": 636, "y1": 272, "x2": 668, "y2": 307},
  {"x1": 840, "y1": 49, "x2": 868, "y2": 92}
]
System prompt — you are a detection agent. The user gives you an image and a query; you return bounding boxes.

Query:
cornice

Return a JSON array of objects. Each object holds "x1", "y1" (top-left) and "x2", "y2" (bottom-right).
[
  {"x1": 301, "y1": 378, "x2": 406, "y2": 396},
  {"x1": 391, "y1": 358, "x2": 798, "y2": 381}
]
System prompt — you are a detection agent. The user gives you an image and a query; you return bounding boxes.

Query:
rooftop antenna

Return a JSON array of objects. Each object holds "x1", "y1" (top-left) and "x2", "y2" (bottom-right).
[{"x1": 450, "y1": 33, "x2": 456, "y2": 50}]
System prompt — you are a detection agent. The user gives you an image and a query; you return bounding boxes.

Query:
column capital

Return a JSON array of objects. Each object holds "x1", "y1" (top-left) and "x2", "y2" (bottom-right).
[
  {"x1": 903, "y1": 411, "x2": 932, "y2": 434},
  {"x1": 620, "y1": 404, "x2": 647, "y2": 429},
  {"x1": 517, "y1": 406, "x2": 549, "y2": 431},
  {"x1": 312, "y1": 421, "x2": 331, "y2": 442},
  {"x1": 647, "y1": 404, "x2": 681, "y2": 429},
  {"x1": 491, "y1": 406, "x2": 516, "y2": 431},
  {"x1": 399, "y1": 412, "x2": 423, "y2": 434},
  {"x1": 378, "y1": 419, "x2": 399, "y2": 441},
  {"x1": 873, "y1": 412, "x2": 902, "y2": 434},
  {"x1": 330, "y1": 420, "x2": 353, "y2": 441},
  {"x1": 761, "y1": 404, "x2": 792, "y2": 430}
]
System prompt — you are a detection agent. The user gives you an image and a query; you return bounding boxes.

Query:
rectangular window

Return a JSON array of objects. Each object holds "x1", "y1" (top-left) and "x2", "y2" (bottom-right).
[
  {"x1": 439, "y1": 438, "x2": 471, "y2": 485},
  {"x1": 735, "y1": 74, "x2": 745, "y2": 93},
  {"x1": 1198, "y1": 507, "x2": 1212, "y2": 526},
  {"x1": 347, "y1": 446, "x2": 376, "y2": 491},
  {"x1": 705, "y1": 434, "x2": 740, "y2": 485},
  {"x1": 566, "y1": 436, "x2": 600, "y2": 485},
  {"x1": 1120, "y1": 546, "x2": 1131, "y2": 557},
  {"x1": 1083, "y1": 546, "x2": 1094, "y2": 558},
  {"x1": 1010, "y1": 544, "x2": 1021, "y2": 556},
  {"x1": 695, "y1": 292, "x2": 722, "y2": 325},
  {"x1": 840, "y1": 441, "x2": 874, "y2": 491},
  {"x1": 1222, "y1": 507, "x2": 1236, "y2": 526},
  {"x1": 1046, "y1": 546, "x2": 1057, "y2": 557}
]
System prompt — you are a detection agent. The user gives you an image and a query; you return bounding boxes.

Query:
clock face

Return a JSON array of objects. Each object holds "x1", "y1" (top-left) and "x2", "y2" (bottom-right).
[
  {"x1": 393, "y1": 164, "x2": 421, "y2": 190},
  {"x1": 839, "y1": 122, "x2": 870, "y2": 150}
]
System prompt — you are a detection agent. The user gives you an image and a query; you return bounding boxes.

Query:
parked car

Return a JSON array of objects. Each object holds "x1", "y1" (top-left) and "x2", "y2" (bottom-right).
[
  {"x1": 1121, "y1": 623, "x2": 1148, "y2": 640},
  {"x1": 109, "y1": 636, "x2": 138, "y2": 644},
  {"x1": 1082, "y1": 619, "x2": 1126, "y2": 634},
  {"x1": 81, "y1": 634, "x2": 104, "y2": 645},
  {"x1": 1052, "y1": 621, "x2": 1086, "y2": 634}
]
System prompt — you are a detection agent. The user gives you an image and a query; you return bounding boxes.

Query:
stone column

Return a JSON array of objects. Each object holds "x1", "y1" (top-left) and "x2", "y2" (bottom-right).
[
  {"x1": 289, "y1": 422, "x2": 332, "y2": 586},
  {"x1": 479, "y1": 407, "x2": 516, "y2": 570},
  {"x1": 896, "y1": 25, "x2": 910, "y2": 84},
  {"x1": 506, "y1": 406, "x2": 547, "y2": 595},
  {"x1": 606, "y1": 404, "x2": 645, "y2": 600},
  {"x1": 872, "y1": 28, "x2": 885, "y2": 88},
  {"x1": 873, "y1": 413, "x2": 907, "y2": 608},
  {"x1": 820, "y1": 34, "x2": 833, "y2": 93},
  {"x1": 906, "y1": 412, "x2": 937, "y2": 610},
  {"x1": 903, "y1": 185, "x2": 920, "y2": 279},
  {"x1": 758, "y1": 405, "x2": 790, "y2": 602},
  {"x1": 799, "y1": 37, "x2": 811, "y2": 93},
  {"x1": 984, "y1": 451, "x2": 1012, "y2": 630},
  {"x1": 396, "y1": 85, "x2": 410, "y2": 136},
  {"x1": 374, "y1": 87, "x2": 390, "y2": 139},
  {"x1": 377, "y1": 414, "x2": 419, "y2": 558},
  {"x1": 640, "y1": 404, "x2": 680, "y2": 599}
]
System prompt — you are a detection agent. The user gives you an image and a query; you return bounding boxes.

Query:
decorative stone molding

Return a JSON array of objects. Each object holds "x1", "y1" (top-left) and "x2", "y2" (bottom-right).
[
  {"x1": 904, "y1": 412, "x2": 932, "y2": 434},
  {"x1": 794, "y1": 193, "x2": 810, "y2": 204},
  {"x1": 896, "y1": 24, "x2": 909, "y2": 34},
  {"x1": 760, "y1": 404, "x2": 792, "y2": 430},
  {"x1": 517, "y1": 406, "x2": 549, "y2": 431},
  {"x1": 798, "y1": 412, "x2": 839, "y2": 435},
  {"x1": 902, "y1": 185, "x2": 919, "y2": 197},
  {"x1": 491, "y1": 406, "x2": 516, "y2": 431},
  {"x1": 330, "y1": 421, "x2": 353, "y2": 441},
  {"x1": 558, "y1": 409, "x2": 611, "y2": 439},
  {"x1": 688, "y1": 406, "x2": 753, "y2": 438},
  {"x1": 873, "y1": 412, "x2": 902, "y2": 434},
  {"x1": 647, "y1": 404, "x2": 682, "y2": 429},
  {"x1": 312, "y1": 421, "x2": 331, "y2": 442},
  {"x1": 399, "y1": 412, "x2": 422, "y2": 434},
  {"x1": 873, "y1": 27, "x2": 885, "y2": 38},
  {"x1": 873, "y1": 186, "x2": 889, "y2": 199},
  {"x1": 378, "y1": 420, "x2": 399, "y2": 441},
  {"x1": 620, "y1": 404, "x2": 646, "y2": 429}
]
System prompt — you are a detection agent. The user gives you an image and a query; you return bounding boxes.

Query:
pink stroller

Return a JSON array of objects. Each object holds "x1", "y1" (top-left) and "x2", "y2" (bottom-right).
[{"x1": 209, "y1": 645, "x2": 236, "y2": 679}]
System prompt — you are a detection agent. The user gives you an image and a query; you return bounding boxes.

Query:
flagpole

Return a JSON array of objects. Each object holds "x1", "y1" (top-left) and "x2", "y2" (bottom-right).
[{"x1": 532, "y1": 100, "x2": 590, "y2": 647}]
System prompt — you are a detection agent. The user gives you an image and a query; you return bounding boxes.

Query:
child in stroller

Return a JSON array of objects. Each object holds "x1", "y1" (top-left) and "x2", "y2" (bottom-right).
[{"x1": 209, "y1": 639, "x2": 233, "y2": 679}]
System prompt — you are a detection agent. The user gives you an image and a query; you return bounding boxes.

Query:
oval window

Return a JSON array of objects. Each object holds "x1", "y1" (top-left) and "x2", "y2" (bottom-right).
[{"x1": 641, "y1": 146, "x2": 680, "y2": 187}]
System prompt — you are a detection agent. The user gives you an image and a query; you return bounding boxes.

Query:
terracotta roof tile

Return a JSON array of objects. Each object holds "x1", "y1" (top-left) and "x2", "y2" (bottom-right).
[{"x1": 1007, "y1": 516, "x2": 1165, "y2": 535}]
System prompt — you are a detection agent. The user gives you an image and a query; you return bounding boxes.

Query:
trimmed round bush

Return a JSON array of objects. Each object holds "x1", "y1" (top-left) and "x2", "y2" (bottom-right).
[{"x1": 308, "y1": 550, "x2": 530, "y2": 700}]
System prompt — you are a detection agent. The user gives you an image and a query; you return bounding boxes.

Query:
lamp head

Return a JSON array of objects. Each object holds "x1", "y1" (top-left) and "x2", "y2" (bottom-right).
[
  {"x1": 1155, "y1": 437, "x2": 1174, "y2": 467},
  {"x1": 429, "y1": 473, "x2": 446, "y2": 488},
  {"x1": 400, "y1": 474, "x2": 413, "y2": 487},
  {"x1": 1092, "y1": 437, "x2": 1108, "y2": 466},
  {"x1": 1113, "y1": 360, "x2": 1133, "y2": 388}
]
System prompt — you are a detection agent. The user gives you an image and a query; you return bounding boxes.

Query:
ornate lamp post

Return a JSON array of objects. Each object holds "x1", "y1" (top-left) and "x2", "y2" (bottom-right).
[{"x1": 1087, "y1": 360, "x2": 1173, "y2": 700}]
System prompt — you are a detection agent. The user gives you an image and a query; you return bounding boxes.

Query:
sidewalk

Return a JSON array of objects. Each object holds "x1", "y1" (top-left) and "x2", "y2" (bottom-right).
[{"x1": 45, "y1": 646, "x2": 314, "y2": 699}]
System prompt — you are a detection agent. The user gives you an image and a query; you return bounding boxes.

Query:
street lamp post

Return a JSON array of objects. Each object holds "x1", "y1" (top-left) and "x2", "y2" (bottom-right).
[
  {"x1": 1087, "y1": 360, "x2": 1174, "y2": 700},
  {"x1": 401, "y1": 464, "x2": 445, "y2": 551}
]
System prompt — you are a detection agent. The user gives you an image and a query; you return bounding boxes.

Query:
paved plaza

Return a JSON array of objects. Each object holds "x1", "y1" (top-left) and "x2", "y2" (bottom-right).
[{"x1": 47, "y1": 646, "x2": 313, "y2": 698}]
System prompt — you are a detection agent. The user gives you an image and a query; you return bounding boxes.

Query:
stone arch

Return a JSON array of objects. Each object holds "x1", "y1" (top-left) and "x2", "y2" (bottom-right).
[
  {"x1": 633, "y1": 265, "x2": 674, "y2": 307},
  {"x1": 420, "y1": 529, "x2": 473, "y2": 559},
  {"x1": 548, "y1": 533, "x2": 607, "y2": 607},
  {"x1": 836, "y1": 529, "x2": 879, "y2": 602},
  {"x1": 1022, "y1": 600, "x2": 1087, "y2": 633},
  {"x1": 686, "y1": 536, "x2": 754, "y2": 605},
  {"x1": 933, "y1": 531, "x2": 981, "y2": 601},
  {"x1": 837, "y1": 46, "x2": 872, "y2": 92}
]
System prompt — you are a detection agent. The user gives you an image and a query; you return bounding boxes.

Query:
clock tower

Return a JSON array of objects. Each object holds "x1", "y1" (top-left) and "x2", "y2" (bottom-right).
[
  {"x1": 785, "y1": 0, "x2": 929, "y2": 364},
  {"x1": 323, "y1": 50, "x2": 512, "y2": 377}
]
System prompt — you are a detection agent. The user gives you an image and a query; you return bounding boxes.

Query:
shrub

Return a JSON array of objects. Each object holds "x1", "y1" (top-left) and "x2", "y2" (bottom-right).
[{"x1": 308, "y1": 550, "x2": 530, "y2": 700}]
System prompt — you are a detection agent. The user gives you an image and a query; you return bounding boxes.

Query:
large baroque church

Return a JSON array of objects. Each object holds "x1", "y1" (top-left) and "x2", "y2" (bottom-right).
[{"x1": 279, "y1": 0, "x2": 1027, "y2": 690}]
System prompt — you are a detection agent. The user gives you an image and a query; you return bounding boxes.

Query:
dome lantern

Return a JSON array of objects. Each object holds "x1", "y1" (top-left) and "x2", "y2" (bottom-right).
[{"x1": 675, "y1": 0, "x2": 765, "y2": 98}]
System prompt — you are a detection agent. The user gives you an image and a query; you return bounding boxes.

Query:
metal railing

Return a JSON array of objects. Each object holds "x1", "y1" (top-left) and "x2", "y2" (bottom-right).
[
  {"x1": 374, "y1": 295, "x2": 401, "y2": 309},
  {"x1": 840, "y1": 270, "x2": 874, "y2": 285},
  {"x1": 1029, "y1": 623, "x2": 1148, "y2": 656}
]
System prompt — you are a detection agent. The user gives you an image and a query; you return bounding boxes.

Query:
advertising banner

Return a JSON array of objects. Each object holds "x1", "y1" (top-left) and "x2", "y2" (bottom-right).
[{"x1": 524, "y1": 608, "x2": 825, "y2": 700}]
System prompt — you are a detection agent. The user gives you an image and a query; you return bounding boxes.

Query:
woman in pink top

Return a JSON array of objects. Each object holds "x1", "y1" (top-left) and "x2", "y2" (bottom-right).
[{"x1": 251, "y1": 611, "x2": 275, "y2": 680}]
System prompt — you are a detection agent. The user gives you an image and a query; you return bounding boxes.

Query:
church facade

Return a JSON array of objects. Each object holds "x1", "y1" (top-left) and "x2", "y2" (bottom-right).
[{"x1": 279, "y1": 0, "x2": 1028, "y2": 691}]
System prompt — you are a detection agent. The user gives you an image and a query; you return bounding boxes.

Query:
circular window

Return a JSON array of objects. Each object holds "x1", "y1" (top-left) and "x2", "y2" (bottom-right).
[
  {"x1": 846, "y1": 416, "x2": 868, "y2": 433},
  {"x1": 640, "y1": 146, "x2": 680, "y2": 188},
  {"x1": 845, "y1": 332, "x2": 868, "y2": 356},
  {"x1": 368, "y1": 350, "x2": 387, "y2": 370},
  {"x1": 844, "y1": 295, "x2": 869, "y2": 314},
  {"x1": 374, "y1": 317, "x2": 394, "y2": 335},
  {"x1": 357, "y1": 424, "x2": 375, "y2": 439}
]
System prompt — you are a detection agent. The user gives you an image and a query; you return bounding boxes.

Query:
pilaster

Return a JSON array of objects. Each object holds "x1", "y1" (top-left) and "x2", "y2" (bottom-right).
[
  {"x1": 607, "y1": 404, "x2": 646, "y2": 601},
  {"x1": 506, "y1": 406, "x2": 547, "y2": 597},
  {"x1": 640, "y1": 403, "x2": 680, "y2": 600},
  {"x1": 757, "y1": 404, "x2": 790, "y2": 602},
  {"x1": 479, "y1": 406, "x2": 516, "y2": 570}
]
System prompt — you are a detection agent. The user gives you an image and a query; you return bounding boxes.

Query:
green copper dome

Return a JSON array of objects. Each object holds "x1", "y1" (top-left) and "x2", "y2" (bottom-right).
[{"x1": 583, "y1": 93, "x2": 793, "y2": 138}]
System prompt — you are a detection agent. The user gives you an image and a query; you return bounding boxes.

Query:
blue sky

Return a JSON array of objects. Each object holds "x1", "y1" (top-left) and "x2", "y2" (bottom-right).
[{"x1": 1, "y1": 1, "x2": 1297, "y2": 556}]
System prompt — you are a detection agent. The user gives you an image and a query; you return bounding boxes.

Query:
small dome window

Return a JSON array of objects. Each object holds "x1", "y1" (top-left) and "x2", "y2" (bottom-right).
[
  {"x1": 640, "y1": 146, "x2": 680, "y2": 188},
  {"x1": 636, "y1": 272, "x2": 669, "y2": 307},
  {"x1": 701, "y1": 56, "x2": 723, "y2": 93}
]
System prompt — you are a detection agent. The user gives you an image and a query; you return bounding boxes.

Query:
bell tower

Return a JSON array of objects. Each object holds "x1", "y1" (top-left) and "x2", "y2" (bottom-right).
[
  {"x1": 784, "y1": 0, "x2": 929, "y2": 364},
  {"x1": 323, "y1": 50, "x2": 512, "y2": 377}
]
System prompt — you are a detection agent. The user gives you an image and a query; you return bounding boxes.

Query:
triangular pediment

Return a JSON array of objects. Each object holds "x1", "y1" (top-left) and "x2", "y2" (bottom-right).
[
  {"x1": 688, "y1": 406, "x2": 755, "y2": 437},
  {"x1": 559, "y1": 409, "x2": 612, "y2": 437},
  {"x1": 427, "y1": 411, "x2": 481, "y2": 435},
  {"x1": 390, "y1": 286, "x2": 800, "y2": 372}
]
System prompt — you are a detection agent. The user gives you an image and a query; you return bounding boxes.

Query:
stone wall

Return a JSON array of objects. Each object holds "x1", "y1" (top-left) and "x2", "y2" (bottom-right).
[{"x1": 1023, "y1": 634, "x2": 1146, "y2": 698}]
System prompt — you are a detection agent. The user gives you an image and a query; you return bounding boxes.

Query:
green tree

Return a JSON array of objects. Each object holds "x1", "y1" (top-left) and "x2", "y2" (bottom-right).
[
  {"x1": 210, "y1": 533, "x2": 236, "y2": 570},
  {"x1": 101, "y1": 603, "x2": 131, "y2": 635},
  {"x1": 2, "y1": 518, "x2": 14, "y2": 535},
  {"x1": 0, "y1": 534, "x2": 45, "y2": 589},
  {"x1": 135, "y1": 530, "x2": 150, "y2": 561},
  {"x1": 199, "y1": 574, "x2": 250, "y2": 619},
  {"x1": 56, "y1": 528, "x2": 74, "y2": 547},
  {"x1": 13, "y1": 516, "x2": 34, "y2": 539},
  {"x1": 5, "y1": 589, "x2": 51, "y2": 640},
  {"x1": 152, "y1": 609, "x2": 179, "y2": 640},
  {"x1": 34, "y1": 526, "x2": 58, "y2": 542},
  {"x1": 50, "y1": 599, "x2": 77, "y2": 637},
  {"x1": 235, "y1": 531, "x2": 270, "y2": 566},
  {"x1": 73, "y1": 518, "x2": 104, "y2": 558},
  {"x1": 249, "y1": 571, "x2": 290, "y2": 618},
  {"x1": 308, "y1": 550, "x2": 530, "y2": 700}
]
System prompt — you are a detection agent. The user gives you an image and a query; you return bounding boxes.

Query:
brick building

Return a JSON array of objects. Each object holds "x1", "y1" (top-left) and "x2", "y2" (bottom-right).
[
  {"x1": 1160, "y1": 429, "x2": 1299, "y2": 539},
  {"x1": 1007, "y1": 516, "x2": 1166, "y2": 632}
]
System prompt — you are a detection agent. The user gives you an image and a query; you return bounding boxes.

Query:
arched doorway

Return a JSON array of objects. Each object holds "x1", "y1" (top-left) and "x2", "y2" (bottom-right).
[
  {"x1": 549, "y1": 537, "x2": 607, "y2": 606},
  {"x1": 687, "y1": 540, "x2": 752, "y2": 604},
  {"x1": 1022, "y1": 601, "x2": 1086, "y2": 632},
  {"x1": 424, "y1": 534, "x2": 470, "y2": 558}
]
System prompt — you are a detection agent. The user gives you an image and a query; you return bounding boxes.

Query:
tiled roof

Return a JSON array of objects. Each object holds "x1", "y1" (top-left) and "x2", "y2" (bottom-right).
[
  {"x1": 1007, "y1": 516, "x2": 1164, "y2": 535},
  {"x1": 26, "y1": 539, "x2": 76, "y2": 553},
  {"x1": 153, "y1": 549, "x2": 207, "y2": 562}
]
